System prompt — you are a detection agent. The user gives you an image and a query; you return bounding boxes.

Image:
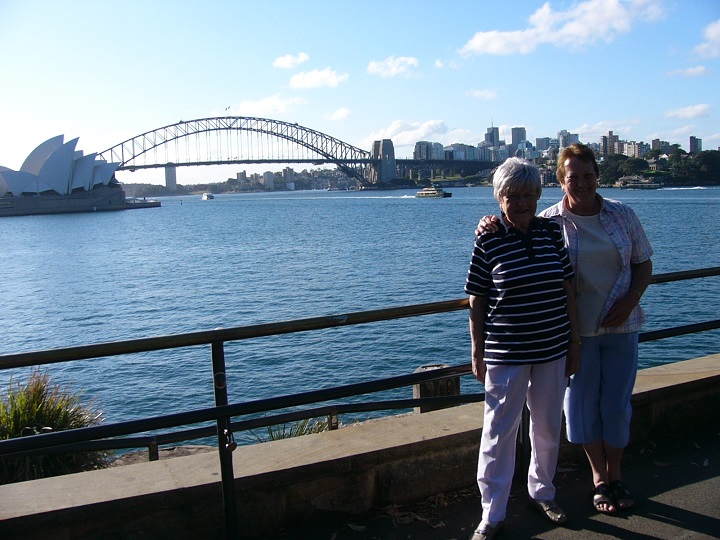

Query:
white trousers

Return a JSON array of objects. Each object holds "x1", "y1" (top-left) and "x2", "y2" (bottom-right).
[{"x1": 477, "y1": 359, "x2": 566, "y2": 523}]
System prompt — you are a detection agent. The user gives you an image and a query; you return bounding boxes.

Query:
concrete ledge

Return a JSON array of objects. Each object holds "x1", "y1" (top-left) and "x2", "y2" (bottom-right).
[{"x1": 1, "y1": 354, "x2": 718, "y2": 539}]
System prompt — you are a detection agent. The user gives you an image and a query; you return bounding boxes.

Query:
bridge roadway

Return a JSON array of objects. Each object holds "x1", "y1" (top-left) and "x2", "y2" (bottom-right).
[{"x1": 268, "y1": 423, "x2": 720, "y2": 539}]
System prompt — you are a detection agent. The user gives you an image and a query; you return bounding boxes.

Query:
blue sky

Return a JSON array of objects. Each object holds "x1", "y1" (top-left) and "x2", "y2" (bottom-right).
[{"x1": 1, "y1": 0, "x2": 718, "y2": 184}]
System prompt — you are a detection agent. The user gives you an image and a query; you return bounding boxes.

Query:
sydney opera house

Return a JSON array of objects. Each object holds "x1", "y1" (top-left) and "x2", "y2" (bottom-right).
[{"x1": 0, "y1": 135, "x2": 159, "y2": 216}]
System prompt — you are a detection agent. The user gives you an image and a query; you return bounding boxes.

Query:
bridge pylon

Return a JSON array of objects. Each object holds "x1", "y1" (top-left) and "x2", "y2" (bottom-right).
[{"x1": 370, "y1": 139, "x2": 397, "y2": 183}]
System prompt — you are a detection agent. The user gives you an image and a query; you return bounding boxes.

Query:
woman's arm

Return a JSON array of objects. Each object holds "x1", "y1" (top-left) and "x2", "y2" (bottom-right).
[
  {"x1": 469, "y1": 295, "x2": 488, "y2": 382},
  {"x1": 601, "y1": 259, "x2": 653, "y2": 327},
  {"x1": 563, "y1": 280, "x2": 581, "y2": 376}
]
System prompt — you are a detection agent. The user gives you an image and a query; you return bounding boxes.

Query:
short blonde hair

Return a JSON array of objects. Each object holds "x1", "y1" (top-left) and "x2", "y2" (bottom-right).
[{"x1": 556, "y1": 143, "x2": 599, "y2": 184}]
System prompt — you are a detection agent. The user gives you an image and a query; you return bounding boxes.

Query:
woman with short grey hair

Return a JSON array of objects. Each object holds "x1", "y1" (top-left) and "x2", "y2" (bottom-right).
[{"x1": 466, "y1": 157, "x2": 580, "y2": 540}]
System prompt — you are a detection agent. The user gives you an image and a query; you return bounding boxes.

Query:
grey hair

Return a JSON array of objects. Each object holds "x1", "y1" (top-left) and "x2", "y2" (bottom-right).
[{"x1": 492, "y1": 157, "x2": 542, "y2": 203}]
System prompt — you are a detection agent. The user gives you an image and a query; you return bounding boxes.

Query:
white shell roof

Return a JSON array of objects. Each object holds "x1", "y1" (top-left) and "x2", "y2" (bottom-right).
[{"x1": 0, "y1": 136, "x2": 121, "y2": 196}]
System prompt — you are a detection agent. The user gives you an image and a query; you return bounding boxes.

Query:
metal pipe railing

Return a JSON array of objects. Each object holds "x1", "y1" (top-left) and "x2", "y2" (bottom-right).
[{"x1": 0, "y1": 266, "x2": 718, "y2": 539}]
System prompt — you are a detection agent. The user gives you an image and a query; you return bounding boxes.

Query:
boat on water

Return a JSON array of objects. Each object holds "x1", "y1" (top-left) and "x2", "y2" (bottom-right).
[
  {"x1": 201, "y1": 192, "x2": 215, "y2": 200},
  {"x1": 416, "y1": 186, "x2": 452, "y2": 198},
  {"x1": 620, "y1": 182, "x2": 662, "y2": 190}
]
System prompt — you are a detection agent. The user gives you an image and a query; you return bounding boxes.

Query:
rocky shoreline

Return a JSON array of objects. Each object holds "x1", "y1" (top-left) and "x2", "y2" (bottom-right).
[{"x1": 110, "y1": 445, "x2": 215, "y2": 467}]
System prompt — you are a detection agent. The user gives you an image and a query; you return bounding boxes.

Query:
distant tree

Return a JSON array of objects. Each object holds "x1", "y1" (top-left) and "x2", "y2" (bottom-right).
[
  {"x1": 599, "y1": 154, "x2": 627, "y2": 185},
  {"x1": 620, "y1": 158, "x2": 650, "y2": 177},
  {"x1": 693, "y1": 150, "x2": 720, "y2": 184}
]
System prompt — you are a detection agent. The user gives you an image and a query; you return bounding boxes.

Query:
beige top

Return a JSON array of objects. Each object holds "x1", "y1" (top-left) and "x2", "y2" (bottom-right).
[{"x1": 568, "y1": 211, "x2": 621, "y2": 335}]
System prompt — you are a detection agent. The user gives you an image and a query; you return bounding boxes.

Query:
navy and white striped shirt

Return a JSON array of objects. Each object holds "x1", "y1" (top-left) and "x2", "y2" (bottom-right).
[{"x1": 465, "y1": 216, "x2": 574, "y2": 365}]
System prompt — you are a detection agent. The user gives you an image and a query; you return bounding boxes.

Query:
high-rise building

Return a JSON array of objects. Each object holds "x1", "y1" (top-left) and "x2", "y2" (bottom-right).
[
  {"x1": 413, "y1": 141, "x2": 444, "y2": 160},
  {"x1": 651, "y1": 139, "x2": 670, "y2": 151},
  {"x1": 557, "y1": 130, "x2": 579, "y2": 148},
  {"x1": 689, "y1": 136, "x2": 702, "y2": 154},
  {"x1": 446, "y1": 143, "x2": 478, "y2": 160},
  {"x1": 485, "y1": 126, "x2": 500, "y2": 148},
  {"x1": 601, "y1": 131, "x2": 619, "y2": 156},
  {"x1": 413, "y1": 141, "x2": 432, "y2": 160},
  {"x1": 511, "y1": 127, "x2": 526, "y2": 154},
  {"x1": 535, "y1": 137, "x2": 551, "y2": 152}
]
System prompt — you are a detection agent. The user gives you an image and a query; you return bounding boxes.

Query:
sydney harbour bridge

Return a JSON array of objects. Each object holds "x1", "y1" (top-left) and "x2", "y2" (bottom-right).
[{"x1": 97, "y1": 117, "x2": 495, "y2": 187}]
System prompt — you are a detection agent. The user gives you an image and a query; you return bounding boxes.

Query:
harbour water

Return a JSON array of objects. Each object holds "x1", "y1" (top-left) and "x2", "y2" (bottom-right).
[{"x1": 0, "y1": 186, "x2": 718, "y2": 437}]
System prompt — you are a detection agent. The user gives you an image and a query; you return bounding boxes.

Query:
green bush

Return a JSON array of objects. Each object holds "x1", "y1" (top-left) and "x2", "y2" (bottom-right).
[
  {"x1": 0, "y1": 370, "x2": 111, "y2": 484},
  {"x1": 252, "y1": 417, "x2": 330, "y2": 443}
]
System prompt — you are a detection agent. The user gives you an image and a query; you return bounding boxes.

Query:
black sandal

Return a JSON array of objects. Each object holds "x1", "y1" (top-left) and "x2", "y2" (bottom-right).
[
  {"x1": 593, "y1": 483, "x2": 616, "y2": 514},
  {"x1": 610, "y1": 480, "x2": 635, "y2": 510}
]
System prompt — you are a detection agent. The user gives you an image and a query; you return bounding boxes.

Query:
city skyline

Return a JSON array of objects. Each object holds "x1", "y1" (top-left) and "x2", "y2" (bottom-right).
[{"x1": 0, "y1": 0, "x2": 718, "y2": 185}]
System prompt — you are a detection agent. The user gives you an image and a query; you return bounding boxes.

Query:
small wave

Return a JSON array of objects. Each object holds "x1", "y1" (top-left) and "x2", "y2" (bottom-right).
[{"x1": 662, "y1": 186, "x2": 707, "y2": 190}]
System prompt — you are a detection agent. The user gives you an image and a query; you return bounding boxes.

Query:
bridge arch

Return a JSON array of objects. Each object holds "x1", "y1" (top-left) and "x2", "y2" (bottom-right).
[{"x1": 98, "y1": 117, "x2": 373, "y2": 183}]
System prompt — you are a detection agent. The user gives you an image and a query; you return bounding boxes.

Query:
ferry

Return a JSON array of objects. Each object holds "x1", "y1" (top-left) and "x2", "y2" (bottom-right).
[
  {"x1": 620, "y1": 182, "x2": 662, "y2": 190},
  {"x1": 416, "y1": 186, "x2": 452, "y2": 198},
  {"x1": 201, "y1": 192, "x2": 215, "y2": 200}
]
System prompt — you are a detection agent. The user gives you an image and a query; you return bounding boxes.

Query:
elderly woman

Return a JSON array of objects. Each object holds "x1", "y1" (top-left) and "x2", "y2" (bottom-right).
[
  {"x1": 476, "y1": 144, "x2": 653, "y2": 516},
  {"x1": 466, "y1": 157, "x2": 580, "y2": 540}
]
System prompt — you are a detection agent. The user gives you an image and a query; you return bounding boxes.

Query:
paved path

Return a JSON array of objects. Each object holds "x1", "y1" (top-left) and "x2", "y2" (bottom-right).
[{"x1": 265, "y1": 425, "x2": 720, "y2": 539}]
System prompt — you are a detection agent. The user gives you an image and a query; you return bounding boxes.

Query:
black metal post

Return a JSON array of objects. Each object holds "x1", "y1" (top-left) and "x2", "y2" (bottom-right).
[{"x1": 212, "y1": 341, "x2": 239, "y2": 539}]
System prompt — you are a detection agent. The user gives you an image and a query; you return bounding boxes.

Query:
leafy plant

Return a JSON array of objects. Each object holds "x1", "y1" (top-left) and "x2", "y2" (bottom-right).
[
  {"x1": 0, "y1": 370, "x2": 111, "y2": 484},
  {"x1": 252, "y1": 417, "x2": 330, "y2": 443}
]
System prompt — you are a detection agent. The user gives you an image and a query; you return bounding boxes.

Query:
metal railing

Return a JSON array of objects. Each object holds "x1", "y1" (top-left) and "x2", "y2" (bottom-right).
[{"x1": 1, "y1": 267, "x2": 719, "y2": 538}]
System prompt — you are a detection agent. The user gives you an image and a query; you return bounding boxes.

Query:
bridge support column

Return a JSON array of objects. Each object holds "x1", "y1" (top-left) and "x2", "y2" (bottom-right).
[
  {"x1": 165, "y1": 164, "x2": 177, "y2": 191},
  {"x1": 371, "y1": 139, "x2": 397, "y2": 183}
]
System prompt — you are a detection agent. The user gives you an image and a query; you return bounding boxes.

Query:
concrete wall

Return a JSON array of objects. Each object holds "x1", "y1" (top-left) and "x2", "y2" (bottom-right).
[{"x1": 1, "y1": 354, "x2": 718, "y2": 539}]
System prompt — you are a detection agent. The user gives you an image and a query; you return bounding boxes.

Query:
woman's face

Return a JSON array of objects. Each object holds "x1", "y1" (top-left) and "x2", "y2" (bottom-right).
[
  {"x1": 500, "y1": 189, "x2": 538, "y2": 233},
  {"x1": 561, "y1": 156, "x2": 598, "y2": 210}
]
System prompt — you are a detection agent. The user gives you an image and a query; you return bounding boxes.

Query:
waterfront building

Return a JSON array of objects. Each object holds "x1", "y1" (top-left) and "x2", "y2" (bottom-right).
[
  {"x1": 445, "y1": 143, "x2": 477, "y2": 160},
  {"x1": 262, "y1": 171, "x2": 275, "y2": 190},
  {"x1": 690, "y1": 136, "x2": 702, "y2": 154},
  {"x1": 0, "y1": 135, "x2": 120, "y2": 197},
  {"x1": 413, "y1": 141, "x2": 444, "y2": 161}
]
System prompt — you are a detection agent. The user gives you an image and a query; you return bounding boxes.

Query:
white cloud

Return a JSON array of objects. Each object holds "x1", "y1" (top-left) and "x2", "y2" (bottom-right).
[
  {"x1": 363, "y1": 120, "x2": 448, "y2": 153},
  {"x1": 235, "y1": 95, "x2": 307, "y2": 117},
  {"x1": 273, "y1": 52, "x2": 310, "y2": 69},
  {"x1": 434, "y1": 59, "x2": 445, "y2": 68},
  {"x1": 289, "y1": 68, "x2": 349, "y2": 89},
  {"x1": 667, "y1": 66, "x2": 707, "y2": 77},
  {"x1": 664, "y1": 104, "x2": 711, "y2": 120},
  {"x1": 467, "y1": 89, "x2": 497, "y2": 100},
  {"x1": 460, "y1": 0, "x2": 665, "y2": 55},
  {"x1": 327, "y1": 108, "x2": 351, "y2": 121},
  {"x1": 572, "y1": 119, "x2": 640, "y2": 142},
  {"x1": 367, "y1": 56, "x2": 419, "y2": 78},
  {"x1": 694, "y1": 18, "x2": 720, "y2": 58}
]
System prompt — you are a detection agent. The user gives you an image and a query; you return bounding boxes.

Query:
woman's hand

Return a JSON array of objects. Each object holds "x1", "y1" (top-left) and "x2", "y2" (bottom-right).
[
  {"x1": 475, "y1": 215, "x2": 500, "y2": 236},
  {"x1": 565, "y1": 341, "x2": 581, "y2": 376},
  {"x1": 472, "y1": 355, "x2": 486, "y2": 382},
  {"x1": 601, "y1": 294, "x2": 637, "y2": 327}
]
